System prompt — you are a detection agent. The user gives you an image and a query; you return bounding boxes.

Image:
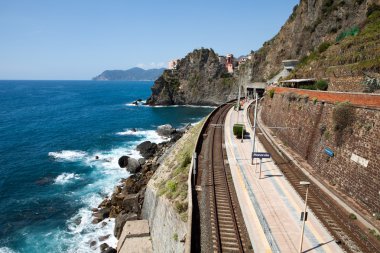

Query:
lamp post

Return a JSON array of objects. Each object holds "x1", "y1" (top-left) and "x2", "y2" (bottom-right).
[
  {"x1": 299, "y1": 181, "x2": 311, "y2": 253},
  {"x1": 251, "y1": 90, "x2": 258, "y2": 165}
]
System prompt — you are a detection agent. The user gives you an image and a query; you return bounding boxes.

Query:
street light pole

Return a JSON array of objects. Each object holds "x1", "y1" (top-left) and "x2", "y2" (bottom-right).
[
  {"x1": 237, "y1": 83, "x2": 241, "y2": 124},
  {"x1": 251, "y1": 90, "x2": 258, "y2": 165},
  {"x1": 299, "y1": 181, "x2": 311, "y2": 253}
]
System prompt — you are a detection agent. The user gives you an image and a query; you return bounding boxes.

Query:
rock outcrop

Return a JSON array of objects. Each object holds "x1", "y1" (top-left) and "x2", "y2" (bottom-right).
[
  {"x1": 146, "y1": 1, "x2": 379, "y2": 104},
  {"x1": 146, "y1": 48, "x2": 237, "y2": 106},
  {"x1": 136, "y1": 141, "x2": 158, "y2": 159}
]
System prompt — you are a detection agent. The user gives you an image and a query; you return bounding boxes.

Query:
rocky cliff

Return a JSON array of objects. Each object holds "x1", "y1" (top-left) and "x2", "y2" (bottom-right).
[
  {"x1": 146, "y1": 48, "x2": 236, "y2": 106},
  {"x1": 249, "y1": 0, "x2": 375, "y2": 81},
  {"x1": 147, "y1": 0, "x2": 379, "y2": 105}
]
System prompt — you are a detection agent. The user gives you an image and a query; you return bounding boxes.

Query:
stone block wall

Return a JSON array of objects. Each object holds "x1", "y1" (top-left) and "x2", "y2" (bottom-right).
[{"x1": 261, "y1": 89, "x2": 380, "y2": 216}]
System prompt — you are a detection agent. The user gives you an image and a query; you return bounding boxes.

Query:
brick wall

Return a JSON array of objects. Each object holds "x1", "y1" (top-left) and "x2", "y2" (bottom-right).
[{"x1": 261, "y1": 90, "x2": 380, "y2": 216}]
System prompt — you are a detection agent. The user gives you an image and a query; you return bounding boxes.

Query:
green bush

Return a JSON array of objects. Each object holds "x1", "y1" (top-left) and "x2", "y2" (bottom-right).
[
  {"x1": 166, "y1": 180, "x2": 177, "y2": 192},
  {"x1": 233, "y1": 124, "x2": 244, "y2": 138},
  {"x1": 349, "y1": 213, "x2": 357, "y2": 220},
  {"x1": 268, "y1": 89, "x2": 275, "y2": 98},
  {"x1": 318, "y1": 42, "x2": 331, "y2": 53},
  {"x1": 299, "y1": 85, "x2": 317, "y2": 90},
  {"x1": 181, "y1": 153, "x2": 192, "y2": 168},
  {"x1": 315, "y1": 80, "x2": 329, "y2": 90},
  {"x1": 336, "y1": 26, "x2": 360, "y2": 42}
]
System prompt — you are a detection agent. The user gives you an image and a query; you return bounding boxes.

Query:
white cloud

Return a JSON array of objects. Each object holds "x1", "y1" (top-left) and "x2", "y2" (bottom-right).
[{"x1": 136, "y1": 62, "x2": 166, "y2": 69}]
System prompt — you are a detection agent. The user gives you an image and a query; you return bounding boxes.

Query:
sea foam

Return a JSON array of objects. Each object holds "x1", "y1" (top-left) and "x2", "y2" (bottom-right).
[
  {"x1": 54, "y1": 173, "x2": 80, "y2": 185},
  {"x1": 48, "y1": 150, "x2": 87, "y2": 162},
  {"x1": 116, "y1": 129, "x2": 169, "y2": 143}
]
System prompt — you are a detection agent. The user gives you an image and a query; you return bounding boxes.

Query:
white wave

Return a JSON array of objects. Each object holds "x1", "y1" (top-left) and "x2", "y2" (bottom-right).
[
  {"x1": 116, "y1": 129, "x2": 169, "y2": 144},
  {"x1": 125, "y1": 100, "x2": 147, "y2": 107},
  {"x1": 48, "y1": 150, "x2": 87, "y2": 162},
  {"x1": 0, "y1": 247, "x2": 17, "y2": 253},
  {"x1": 54, "y1": 173, "x2": 80, "y2": 185}
]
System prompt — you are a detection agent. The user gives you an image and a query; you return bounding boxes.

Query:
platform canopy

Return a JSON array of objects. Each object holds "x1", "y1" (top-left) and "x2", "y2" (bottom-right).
[{"x1": 247, "y1": 82, "x2": 267, "y2": 90}]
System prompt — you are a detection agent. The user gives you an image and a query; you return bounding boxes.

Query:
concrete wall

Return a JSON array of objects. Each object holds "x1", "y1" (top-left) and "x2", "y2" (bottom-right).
[
  {"x1": 142, "y1": 186, "x2": 186, "y2": 253},
  {"x1": 261, "y1": 89, "x2": 380, "y2": 217}
]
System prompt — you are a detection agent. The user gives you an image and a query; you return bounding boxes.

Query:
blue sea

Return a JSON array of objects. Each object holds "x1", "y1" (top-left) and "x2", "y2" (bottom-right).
[{"x1": 0, "y1": 80, "x2": 213, "y2": 253}]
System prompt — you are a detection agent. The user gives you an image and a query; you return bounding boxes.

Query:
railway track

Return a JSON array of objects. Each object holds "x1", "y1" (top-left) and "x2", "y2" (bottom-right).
[
  {"x1": 248, "y1": 101, "x2": 380, "y2": 253},
  {"x1": 193, "y1": 103, "x2": 253, "y2": 253}
]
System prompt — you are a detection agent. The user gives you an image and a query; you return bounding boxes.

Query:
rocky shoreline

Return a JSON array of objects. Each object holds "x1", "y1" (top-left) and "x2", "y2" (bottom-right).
[{"x1": 91, "y1": 124, "x2": 190, "y2": 253}]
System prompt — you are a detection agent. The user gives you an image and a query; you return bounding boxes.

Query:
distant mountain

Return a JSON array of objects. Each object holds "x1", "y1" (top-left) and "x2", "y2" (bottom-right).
[{"x1": 92, "y1": 67, "x2": 166, "y2": 81}]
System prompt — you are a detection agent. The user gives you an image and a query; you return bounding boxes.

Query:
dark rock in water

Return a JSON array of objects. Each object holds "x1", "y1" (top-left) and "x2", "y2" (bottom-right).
[
  {"x1": 93, "y1": 207, "x2": 111, "y2": 220},
  {"x1": 73, "y1": 216, "x2": 82, "y2": 225},
  {"x1": 136, "y1": 141, "x2": 157, "y2": 159},
  {"x1": 99, "y1": 234, "x2": 110, "y2": 241},
  {"x1": 95, "y1": 155, "x2": 99, "y2": 160},
  {"x1": 131, "y1": 128, "x2": 137, "y2": 132},
  {"x1": 132, "y1": 101, "x2": 138, "y2": 105},
  {"x1": 157, "y1": 124, "x2": 176, "y2": 137},
  {"x1": 100, "y1": 243, "x2": 109, "y2": 252},
  {"x1": 89, "y1": 240, "x2": 97, "y2": 248},
  {"x1": 114, "y1": 212, "x2": 138, "y2": 238},
  {"x1": 138, "y1": 158, "x2": 146, "y2": 165},
  {"x1": 103, "y1": 247, "x2": 116, "y2": 253},
  {"x1": 118, "y1": 156, "x2": 129, "y2": 168},
  {"x1": 35, "y1": 177, "x2": 54, "y2": 186},
  {"x1": 137, "y1": 98, "x2": 142, "y2": 102},
  {"x1": 126, "y1": 158, "x2": 141, "y2": 173},
  {"x1": 101, "y1": 221, "x2": 107, "y2": 228}
]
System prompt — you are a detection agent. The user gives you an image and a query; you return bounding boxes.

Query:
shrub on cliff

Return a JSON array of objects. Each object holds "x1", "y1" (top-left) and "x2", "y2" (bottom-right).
[
  {"x1": 336, "y1": 25, "x2": 360, "y2": 42},
  {"x1": 268, "y1": 89, "x2": 275, "y2": 98},
  {"x1": 315, "y1": 80, "x2": 329, "y2": 91}
]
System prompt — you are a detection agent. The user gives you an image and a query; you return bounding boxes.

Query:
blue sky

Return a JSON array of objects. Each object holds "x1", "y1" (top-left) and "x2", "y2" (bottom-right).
[{"x1": 0, "y1": 0, "x2": 299, "y2": 80}]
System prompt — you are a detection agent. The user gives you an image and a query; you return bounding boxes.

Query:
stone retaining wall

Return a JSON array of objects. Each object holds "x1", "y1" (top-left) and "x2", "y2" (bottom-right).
[{"x1": 261, "y1": 89, "x2": 380, "y2": 218}]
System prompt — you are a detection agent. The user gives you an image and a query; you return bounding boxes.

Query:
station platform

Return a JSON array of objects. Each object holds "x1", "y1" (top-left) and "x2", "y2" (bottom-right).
[{"x1": 224, "y1": 101, "x2": 343, "y2": 253}]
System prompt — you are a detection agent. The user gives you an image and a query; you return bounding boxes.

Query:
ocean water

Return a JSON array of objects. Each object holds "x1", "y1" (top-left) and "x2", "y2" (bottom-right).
[{"x1": 0, "y1": 80, "x2": 213, "y2": 253}]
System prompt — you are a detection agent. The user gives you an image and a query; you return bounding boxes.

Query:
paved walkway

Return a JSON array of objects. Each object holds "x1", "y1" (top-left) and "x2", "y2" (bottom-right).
[{"x1": 224, "y1": 101, "x2": 343, "y2": 253}]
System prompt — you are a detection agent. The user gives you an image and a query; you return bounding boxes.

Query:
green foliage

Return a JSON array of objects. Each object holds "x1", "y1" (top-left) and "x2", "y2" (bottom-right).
[
  {"x1": 175, "y1": 201, "x2": 188, "y2": 213},
  {"x1": 367, "y1": 4, "x2": 380, "y2": 17},
  {"x1": 222, "y1": 77, "x2": 234, "y2": 87},
  {"x1": 349, "y1": 213, "x2": 357, "y2": 220},
  {"x1": 299, "y1": 85, "x2": 317, "y2": 90},
  {"x1": 221, "y1": 72, "x2": 232, "y2": 78},
  {"x1": 268, "y1": 89, "x2": 275, "y2": 98},
  {"x1": 181, "y1": 152, "x2": 192, "y2": 168},
  {"x1": 298, "y1": 51, "x2": 319, "y2": 68},
  {"x1": 336, "y1": 26, "x2": 360, "y2": 42},
  {"x1": 363, "y1": 76, "x2": 380, "y2": 93},
  {"x1": 166, "y1": 180, "x2": 177, "y2": 193},
  {"x1": 173, "y1": 233, "x2": 178, "y2": 241},
  {"x1": 318, "y1": 42, "x2": 331, "y2": 53},
  {"x1": 315, "y1": 80, "x2": 329, "y2": 91},
  {"x1": 233, "y1": 124, "x2": 244, "y2": 139},
  {"x1": 313, "y1": 97, "x2": 318, "y2": 105}
]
